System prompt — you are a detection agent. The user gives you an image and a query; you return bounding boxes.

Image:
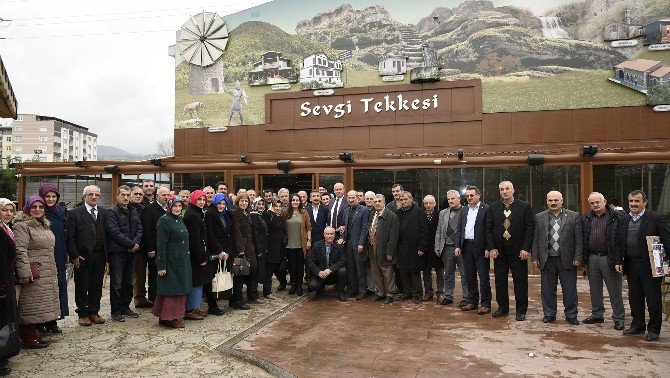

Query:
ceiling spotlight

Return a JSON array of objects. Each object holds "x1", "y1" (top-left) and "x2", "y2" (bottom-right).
[
  {"x1": 240, "y1": 155, "x2": 250, "y2": 164},
  {"x1": 338, "y1": 152, "x2": 354, "y2": 163},
  {"x1": 150, "y1": 158, "x2": 166, "y2": 167},
  {"x1": 528, "y1": 153, "x2": 545, "y2": 166},
  {"x1": 457, "y1": 149, "x2": 464, "y2": 160},
  {"x1": 277, "y1": 160, "x2": 292, "y2": 174},
  {"x1": 581, "y1": 145, "x2": 598, "y2": 157},
  {"x1": 104, "y1": 165, "x2": 120, "y2": 174}
]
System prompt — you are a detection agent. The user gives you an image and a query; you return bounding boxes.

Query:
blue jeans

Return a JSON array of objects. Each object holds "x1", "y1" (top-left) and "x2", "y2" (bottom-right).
[
  {"x1": 109, "y1": 252, "x2": 135, "y2": 315},
  {"x1": 186, "y1": 285, "x2": 203, "y2": 311}
]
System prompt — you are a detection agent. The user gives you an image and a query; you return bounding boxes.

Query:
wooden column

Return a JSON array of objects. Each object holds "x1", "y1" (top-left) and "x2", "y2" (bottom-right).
[
  {"x1": 344, "y1": 166, "x2": 354, "y2": 192},
  {"x1": 580, "y1": 161, "x2": 593, "y2": 214},
  {"x1": 110, "y1": 173, "x2": 121, "y2": 207},
  {"x1": 17, "y1": 175, "x2": 26, "y2": 206}
]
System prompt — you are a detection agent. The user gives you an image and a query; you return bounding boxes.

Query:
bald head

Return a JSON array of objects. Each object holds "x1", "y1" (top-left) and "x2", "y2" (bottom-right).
[
  {"x1": 546, "y1": 191, "x2": 563, "y2": 214},
  {"x1": 588, "y1": 191, "x2": 607, "y2": 215}
]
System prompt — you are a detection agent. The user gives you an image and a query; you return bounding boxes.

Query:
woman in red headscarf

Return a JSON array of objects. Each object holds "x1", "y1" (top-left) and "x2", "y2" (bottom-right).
[
  {"x1": 13, "y1": 196, "x2": 60, "y2": 348},
  {"x1": 182, "y1": 190, "x2": 209, "y2": 320}
]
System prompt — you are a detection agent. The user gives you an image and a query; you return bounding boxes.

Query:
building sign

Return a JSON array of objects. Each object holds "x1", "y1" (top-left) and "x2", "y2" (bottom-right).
[{"x1": 299, "y1": 94, "x2": 439, "y2": 119}]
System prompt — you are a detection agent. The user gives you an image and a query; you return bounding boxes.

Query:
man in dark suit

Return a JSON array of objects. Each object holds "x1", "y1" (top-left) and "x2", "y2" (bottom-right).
[
  {"x1": 421, "y1": 195, "x2": 442, "y2": 302},
  {"x1": 328, "y1": 182, "x2": 349, "y2": 235},
  {"x1": 307, "y1": 227, "x2": 347, "y2": 302},
  {"x1": 455, "y1": 185, "x2": 491, "y2": 314},
  {"x1": 305, "y1": 190, "x2": 328, "y2": 244},
  {"x1": 66, "y1": 185, "x2": 108, "y2": 327},
  {"x1": 136, "y1": 186, "x2": 170, "y2": 308},
  {"x1": 532, "y1": 191, "x2": 582, "y2": 326},
  {"x1": 139, "y1": 179, "x2": 155, "y2": 207},
  {"x1": 486, "y1": 181, "x2": 534, "y2": 321},
  {"x1": 618, "y1": 190, "x2": 670, "y2": 342},
  {"x1": 367, "y1": 194, "x2": 399, "y2": 304},
  {"x1": 339, "y1": 190, "x2": 369, "y2": 299}
]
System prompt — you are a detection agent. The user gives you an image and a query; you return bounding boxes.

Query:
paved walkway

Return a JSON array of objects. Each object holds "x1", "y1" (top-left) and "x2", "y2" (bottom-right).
[{"x1": 235, "y1": 276, "x2": 670, "y2": 377}]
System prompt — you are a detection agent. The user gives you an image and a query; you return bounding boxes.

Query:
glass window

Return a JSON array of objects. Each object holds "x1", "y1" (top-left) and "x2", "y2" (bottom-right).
[
  {"x1": 593, "y1": 163, "x2": 670, "y2": 215},
  {"x1": 15, "y1": 136, "x2": 21, "y2": 142},
  {"x1": 233, "y1": 175, "x2": 255, "y2": 192},
  {"x1": 530, "y1": 165, "x2": 580, "y2": 212},
  {"x1": 318, "y1": 173, "x2": 344, "y2": 194}
]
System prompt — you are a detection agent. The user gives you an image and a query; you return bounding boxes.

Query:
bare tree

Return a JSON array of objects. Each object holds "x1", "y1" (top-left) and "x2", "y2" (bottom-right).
[{"x1": 156, "y1": 137, "x2": 174, "y2": 156}]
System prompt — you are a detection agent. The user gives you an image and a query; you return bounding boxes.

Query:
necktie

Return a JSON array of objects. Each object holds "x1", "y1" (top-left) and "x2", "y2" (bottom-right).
[
  {"x1": 331, "y1": 198, "x2": 340, "y2": 228},
  {"x1": 325, "y1": 244, "x2": 331, "y2": 268},
  {"x1": 90, "y1": 207, "x2": 97, "y2": 221},
  {"x1": 2, "y1": 223, "x2": 14, "y2": 241}
]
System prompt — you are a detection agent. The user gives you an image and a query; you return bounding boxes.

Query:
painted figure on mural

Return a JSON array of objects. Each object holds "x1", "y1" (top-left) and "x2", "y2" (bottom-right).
[{"x1": 222, "y1": 79, "x2": 248, "y2": 126}]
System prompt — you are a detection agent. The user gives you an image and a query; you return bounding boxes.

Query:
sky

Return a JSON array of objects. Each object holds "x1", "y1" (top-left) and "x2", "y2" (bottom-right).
[{"x1": 0, "y1": 0, "x2": 575, "y2": 154}]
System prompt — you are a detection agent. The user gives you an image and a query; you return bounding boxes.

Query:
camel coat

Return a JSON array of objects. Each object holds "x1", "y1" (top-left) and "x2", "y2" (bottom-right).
[
  {"x1": 13, "y1": 213, "x2": 60, "y2": 324},
  {"x1": 282, "y1": 209, "x2": 312, "y2": 258}
]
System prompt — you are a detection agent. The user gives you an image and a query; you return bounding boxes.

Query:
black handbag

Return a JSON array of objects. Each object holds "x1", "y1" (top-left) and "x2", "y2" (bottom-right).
[{"x1": 232, "y1": 255, "x2": 250, "y2": 276}]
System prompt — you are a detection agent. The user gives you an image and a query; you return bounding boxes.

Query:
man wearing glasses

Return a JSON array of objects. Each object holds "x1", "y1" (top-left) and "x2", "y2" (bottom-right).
[{"x1": 66, "y1": 185, "x2": 108, "y2": 327}]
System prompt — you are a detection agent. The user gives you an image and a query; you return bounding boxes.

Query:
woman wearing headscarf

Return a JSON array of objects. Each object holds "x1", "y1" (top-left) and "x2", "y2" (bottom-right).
[
  {"x1": 230, "y1": 193, "x2": 257, "y2": 310},
  {"x1": 282, "y1": 193, "x2": 312, "y2": 296},
  {"x1": 0, "y1": 199, "x2": 20, "y2": 374},
  {"x1": 263, "y1": 199, "x2": 286, "y2": 299},
  {"x1": 203, "y1": 193, "x2": 232, "y2": 316},
  {"x1": 152, "y1": 196, "x2": 191, "y2": 328},
  {"x1": 249, "y1": 198, "x2": 268, "y2": 304},
  {"x1": 38, "y1": 183, "x2": 68, "y2": 334},
  {"x1": 182, "y1": 190, "x2": 209, "y2": 320},
  {"x1": 13, "y1": 196, "x2": 60, "y2": 348}
]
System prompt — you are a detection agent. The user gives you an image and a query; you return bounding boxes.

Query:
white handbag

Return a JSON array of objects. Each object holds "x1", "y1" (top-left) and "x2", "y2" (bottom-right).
[{"x1": 211, "y1": 260, "x2": 234, "y2": 293}]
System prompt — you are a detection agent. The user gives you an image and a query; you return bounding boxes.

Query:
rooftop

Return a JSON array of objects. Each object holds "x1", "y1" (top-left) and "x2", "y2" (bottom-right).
[{"x1": 615, "y1": 59, "x2": 662, "y2": 72}]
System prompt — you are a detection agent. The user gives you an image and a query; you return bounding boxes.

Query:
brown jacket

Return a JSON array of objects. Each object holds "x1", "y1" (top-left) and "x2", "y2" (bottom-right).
[
  {"x1": 13, "y1": 213, "x2": 60, "y2": 325},
  {"x1": 282, "y1": 209, "x2": 312, "y2": 258}
]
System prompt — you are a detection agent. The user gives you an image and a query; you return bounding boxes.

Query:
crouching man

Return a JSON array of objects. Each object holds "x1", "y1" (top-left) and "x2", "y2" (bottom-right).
[{"x1": 307, "y1": 227, "x2": 347, "y2": 302}]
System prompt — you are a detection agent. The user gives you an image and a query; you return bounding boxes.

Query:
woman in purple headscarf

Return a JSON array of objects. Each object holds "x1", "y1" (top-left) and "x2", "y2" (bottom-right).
[
  {"x1": 39, "y1": 183, "x2": 69, "y2": 333},
  {"x1": 13, "y1": 196, "x2": 60, "y2": 348}
]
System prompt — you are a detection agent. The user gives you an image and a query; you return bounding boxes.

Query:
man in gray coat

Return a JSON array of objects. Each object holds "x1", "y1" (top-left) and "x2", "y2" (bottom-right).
[
  {"x1": 532, "y1": 191, "x2": 583, "y2": 325},
  {"x1": 367, "y1": 194, "x2": 399, "y2": 304},
  {"x1": 435, "y1": 190, "x2": 468, "y2": 306}
]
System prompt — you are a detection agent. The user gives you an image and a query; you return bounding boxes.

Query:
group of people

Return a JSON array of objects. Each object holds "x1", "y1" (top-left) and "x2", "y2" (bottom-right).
[{"x1": 0, "y1": 179, "x2": 668, "y2": 374}]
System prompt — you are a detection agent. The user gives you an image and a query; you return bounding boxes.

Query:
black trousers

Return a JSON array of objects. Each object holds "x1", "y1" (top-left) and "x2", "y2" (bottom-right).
[
  {"x1": 540, "y1": 256, "x2": 578, "y2": 318},
  {"x1": 264, "y1": 262, "x2": 279, "y2": 296},
  {"x1": 74, "y1": 249, "x2": 106, "y2": 317},
  {"x1": 308, "y1": 268, "x2": 347, "y2": 294},
  {"x1": 494, "y1": 243, "x2": 528, "y2": 314},
  {"x1": 399, "y1": 271, "x2": 422, "y2": 296},
  {"x1": 626, "y1": 260, "x2": 663, "y2": 334},
  {"x1": 462, "y1": 242, "x2": 491, "y2": 307},
  {"x1": 286, "y1": 248, "x2": 304, "y2": 287},
  {"x1": 230, "y1": 275, "x2": 245, "y2": 305},
  {"x1": 245, "y1": 267, "x2": 260, "y2": 300},
  {"x1": 109, "y1": 252, "x2": 135, "y2": 315}
]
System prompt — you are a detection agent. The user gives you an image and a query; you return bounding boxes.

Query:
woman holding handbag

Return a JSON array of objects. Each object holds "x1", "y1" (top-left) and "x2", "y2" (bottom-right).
[
  {"x1": 230, "y1": 193, "x2": 257, "y2": 310},
  {"x1": 0, "y1": 198, "x2": 20, "y2": 374},
  {"x1": 13, "y1": 195, "x2": 60, "y2": 348},
  {"x1": 282, "y1": 193, "x2": 311, "y2": 296},
  {"x1": 204, "y1": 193, "x2": 232, "y2": 315},
  {"x1": 182, "y1": 190, "x2": 210, "y2": 320},
  {"x1": 39, "y1": 183, "x2": 68, "y2": 334},
  {"x1": 264, "y1": 199, "x2": 286, "y2": 300},
  {"x1": 249, "y1": 199, "x2": 268, "y2": 304},
  {"x1": 152, "y1": 196, "x2": 192, "y2": 329}
]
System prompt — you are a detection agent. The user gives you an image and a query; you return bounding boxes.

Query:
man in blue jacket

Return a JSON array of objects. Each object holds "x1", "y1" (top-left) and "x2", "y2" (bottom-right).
[{"x1": 339, "y1": 190, "x2": 369, "y2": 299}]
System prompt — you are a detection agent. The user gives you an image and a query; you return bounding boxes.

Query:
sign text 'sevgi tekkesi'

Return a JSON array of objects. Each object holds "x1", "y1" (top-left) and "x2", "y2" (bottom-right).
[{"x1": 300, "y1": 94, "x2": 439, "y2": 119}]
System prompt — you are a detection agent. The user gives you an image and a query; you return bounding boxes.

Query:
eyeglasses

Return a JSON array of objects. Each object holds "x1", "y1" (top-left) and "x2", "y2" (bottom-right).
[{"x1": 30, "y1": 205, "x2": 45, "y2": 209}]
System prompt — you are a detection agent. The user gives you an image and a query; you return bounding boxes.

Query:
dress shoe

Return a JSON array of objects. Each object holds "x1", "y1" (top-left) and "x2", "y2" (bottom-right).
[
  {"x1": 645, "y1": 332, "x2": 659, "y2": 341},
  {"x1": 89, "y1": 314, "x2": 106, "y2": 324},
  {"x1": 45, "y1": 323, "x2": 63, "y2": 334},
  {"x1": 195, "y1": 309, "x2": 207, "y2": 317},
  {"x1": 458, "y1": 299, "x2": 468, "y2": 308},
  {"x1": 372, "y1": 295, "x2": 385, "y2": 302},
  {"x1": 492, "y1": 309, "x2": 509, "y2": 318},
  {"x1": 230, "y1": 302, "x2": 251, "y2": 310},
  {"x1": 515, "y1": 313, "x2": 526, "y2": 321},
  {"x1": 461, "y1": 303, "x2": 477, "y2": 311},
  {"x1": 477, "y1": 307, "x2": 491, "y2": 315},
  {"x1": 542, "y1": 316, "x2": 556, "y2": 323},
  {"x1": 623, "y1": 327, "x2": 645, "y2": 336},
  {"x1": 337, "y1": 293, "x2": 347, "y2": 302},
  {"x1": 582, "y1": 316, "x2": 604, "y2": 324},
  {"x1": 22, "y1": 340, "x2": 48, "y2": 349},
  {"x1": 296, "y1": 288, "x2": 304, "y2": 296},
  {"x1": 355, "y1": 293, "x2": 366, "y2": 300},
  {"x1": 134, "y1": 300, "x2": 153, "y2": 309},
  {"x1": 207, "y1": 307, "x2": 225, "y2": 316},
  {"x1": 122, "y1": 309, "x2": 140, "y2": 318},
  {"x1": 566, "y1": 317, "x2": 579, "y2": 325},
  {"x1": 277, "y1": 284, "x2": 286, "y2": 291},
  {"x1": 111, "y1": 314, "x2": 125, "y2": 322},
  {"x1": 78, "y1": 317, "x2": 92, "y2": 327},
  {"x1": 249, "y1": 298, "x2": 266, "y2": 304},
  {"x1": 36, "y1": 325, "x2": 47, "y2": 335},
  {"x1": 436, "y1": 294, "x2": 444, "y2": 303},
  {"x1": 440, "y1": 298, "x2": 453, "y2": 305},
  {"x1": 422, "y1": 293, "x2": 433, "y2": 301},
  {"x1": 383, "y1": 296, "x2": 393, "y2": 304},
  {"x1": 613, "y1": 321, "x2": 625, "y2": 331},
  {"x1": 184, "y1": 311, "x2": 204, "y2": 320},
  {"x1": 288, "y1": 286, "x2": 296, "y2": 295},
  {"x1": 264, "y1": 294, "x2": 277, "y2": 300},
  {"x1": 413, "y1": 297, "x2": 421, "y2": 304}
]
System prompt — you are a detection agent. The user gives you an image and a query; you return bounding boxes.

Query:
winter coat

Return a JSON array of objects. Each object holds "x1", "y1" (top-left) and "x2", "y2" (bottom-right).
[
  {"x1": 422, "y1": 210, "x2": 442, "y2": 269},
  {"x1": 183, "y1": 204, "x2": 210, "y2": 286},
  {"x1": 231, "y1": 206, "x2": 257, "y2": 269},
  {"x1": 264, "y1": 211, "x2": 286, "y2": 265},
  {"x1": 156, "y1": 213, "x2": 192, "y2": 296},
  {"x1": 396, "y1": 203, "x2": 429, "y2": 272},
  {"x1": 204, "y1": 206, "x2": 234, "y2": 273},
  {"x1": 44, "y1": 205, "x2": 69, "y2": 317},
  {"x1": 106, "y1": 204, "x2": 143, "y2": 254},
  {"x1": 12, "y1": 213, "x2": 60, "y2": 324},
  {"x1": 582, "y1": 208, "x2": 622, "y2": 270}
]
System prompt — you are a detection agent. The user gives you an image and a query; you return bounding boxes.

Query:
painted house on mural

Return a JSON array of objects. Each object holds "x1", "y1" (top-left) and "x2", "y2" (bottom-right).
[
  {"x1": 247, "y1": 51, "x2": 298, "y2": 86},
  {"x1": 189, "y1": 61, "x2": 225, "y2": 95},
  {"x1": 378, "y1": 55, "x2": 408, "y2": 75},
  {"x1": 610, "y1": 59, "x2": 666, "y2": 93},
  {"x1": 643, "y1": 18, "x2": 670, "y2": 44},
  {"x1": 299, "y1": 52, "x2": 343, "y2": 90},
  {"x1": 650, "y1": 66, "x2": 670, "y2": 88}
]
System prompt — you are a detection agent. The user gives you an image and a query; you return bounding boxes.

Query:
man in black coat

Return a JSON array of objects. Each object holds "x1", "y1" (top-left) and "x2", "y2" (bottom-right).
[
  {"x1": 106, "y1": 185, "x2": 143, "y2": 322},
  {"x1": 485, "y1": 181, "x2": 534, "y2": 321},
  {"x1": 396, "y1": 191, "x2": 429, "y2": 304},
  {"x1": 455, "y1": 186, "x2": 491, "y2": 314},
  {"x1": 617, "y1": 190, "x2": 670, "y2": 342},
  {"x1": 421, "y1": 195, "x2": 442, "y2": 302},
  {"x1": 66, "y1": 185, "x2": 108, "y2": 326},
  {"x1": 136, "y1": 186, "x2": 170, "y2": 308},
  {"x1": 305, "y1": 190, "x2": 328, "y2": 244},
  {"x1": 307, "y1": 227, "x2": 347, "y2": 302}
]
